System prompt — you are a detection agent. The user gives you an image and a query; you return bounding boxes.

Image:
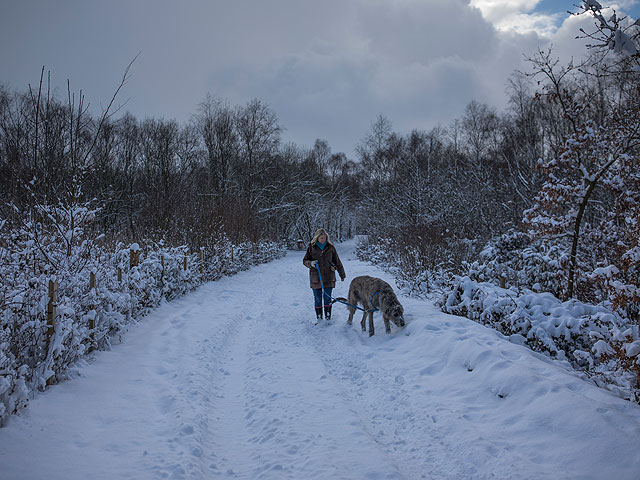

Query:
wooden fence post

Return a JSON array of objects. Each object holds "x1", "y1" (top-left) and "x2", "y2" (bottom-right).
[
  {"x1": 46, "y1": 278, "x2": 58, "y2": 386},
  {"x1": 161, "y1": 255, "x2": 165, "y2": 280},
  {"x1": 184, "y1": 253, "x2": 188, "y2": 271},
  {"x1": 47, "y1": 279, "x2": 58, "y2": 337},
  {"x1": 117, "y1": 267, "x2": 122, "y2": 282},
  {"x1": 199, "y1": 250, "x2": 204, "y2": 275},
  {"x1": 88, "y1": 272, "x2": 96, "y2": 352},
  {"x1": 129, "y1": 244, "x2": 140, "y2": 269}
]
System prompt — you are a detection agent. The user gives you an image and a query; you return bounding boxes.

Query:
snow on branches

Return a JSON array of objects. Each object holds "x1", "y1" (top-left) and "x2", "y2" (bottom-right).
[
  {"x1": 524, "y1": 85, "x2": 639, "y2": 307},
  {"x1": 576, "y1": 0, "x2": 640, "y2": 59}
]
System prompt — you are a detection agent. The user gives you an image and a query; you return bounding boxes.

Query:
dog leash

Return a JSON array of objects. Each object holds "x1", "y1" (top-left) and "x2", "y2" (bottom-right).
[{"x1": 315, "y1": 263, "x2": 379, "y2": 313}]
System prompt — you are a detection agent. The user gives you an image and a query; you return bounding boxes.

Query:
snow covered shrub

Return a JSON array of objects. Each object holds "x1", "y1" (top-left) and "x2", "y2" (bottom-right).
[
  {"x1": 589, "y1": 148, "x2": 640, "y2": 322},
  {"x1": 441, "y1": 276, "x2": 640, "y2": 403},
  {"x1": 355, "y1": 235, "x2": 395, "y2": 270},
  {"x1": 356, "y1": 225, "x2": 478, "y2": 297},
  {"x1": 524, "y1": 116, "x2": 640, "y2": 308},
  {"x1": 466, "y1": 230, "x2": 564, "y2": 297},
  {"x1": 0, "y1": 232, "x2": 51, "y2": 423},
  {"x1": 599, "y1": 334, "x2": 640, "y2": 403}
]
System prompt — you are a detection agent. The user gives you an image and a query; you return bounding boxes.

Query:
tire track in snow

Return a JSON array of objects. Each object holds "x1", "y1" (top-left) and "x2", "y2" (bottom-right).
[
  {"x1": 134, "y1": 284, "x2": 242, "y2": 479},
  {"x1": 205, "y1": 312, "x2": 257, "y2": 477}
]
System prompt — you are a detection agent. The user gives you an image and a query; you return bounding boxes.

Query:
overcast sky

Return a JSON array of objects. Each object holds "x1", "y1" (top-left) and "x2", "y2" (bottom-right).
[{"x1": 1, "y1": 0, "x2": 638, "y2": 158}]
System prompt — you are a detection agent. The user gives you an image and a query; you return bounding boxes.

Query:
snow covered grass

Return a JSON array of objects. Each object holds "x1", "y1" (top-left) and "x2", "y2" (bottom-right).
[
  {"x1": 1, "y1": 239, "x2": 639, "y2": 479},
  {"x1": 0, "y1": 233, "x2": 286, "y2": 425}
]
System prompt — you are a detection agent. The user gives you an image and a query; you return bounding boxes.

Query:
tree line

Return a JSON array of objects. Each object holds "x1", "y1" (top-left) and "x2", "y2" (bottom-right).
[
  {"x1": 0, "y1": 78, "x2": 362, "y2": 252},
  {"x1": 0, "y1": 65, "x2": 557, "y2": 250}
]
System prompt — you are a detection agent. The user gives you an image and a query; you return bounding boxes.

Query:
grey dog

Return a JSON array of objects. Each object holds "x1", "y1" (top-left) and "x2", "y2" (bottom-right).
[{"x1": 340, "y1": 275, "x2": 405, "y2": 336}]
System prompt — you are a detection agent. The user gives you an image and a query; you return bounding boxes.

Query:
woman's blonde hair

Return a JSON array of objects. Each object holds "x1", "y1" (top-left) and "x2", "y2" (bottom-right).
[{"x1": 311, "y1": 228, "x2": 332, "y2": 246}]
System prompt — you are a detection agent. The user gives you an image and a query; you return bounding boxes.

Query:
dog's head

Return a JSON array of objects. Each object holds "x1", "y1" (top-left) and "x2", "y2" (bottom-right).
[{"x1": 388, "y1": 304, "x2": 405, "y2": 328}]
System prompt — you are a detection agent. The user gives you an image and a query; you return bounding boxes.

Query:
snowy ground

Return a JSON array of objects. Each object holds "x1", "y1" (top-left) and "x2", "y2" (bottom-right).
[{"x1": 1, "y1": 240, "x2": 640, "y2": 480}]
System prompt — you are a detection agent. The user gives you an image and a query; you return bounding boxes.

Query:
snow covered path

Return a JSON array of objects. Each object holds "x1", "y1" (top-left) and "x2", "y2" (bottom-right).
[{"x1": 2, "y1": 240, "x2": 640, "y2": 479}]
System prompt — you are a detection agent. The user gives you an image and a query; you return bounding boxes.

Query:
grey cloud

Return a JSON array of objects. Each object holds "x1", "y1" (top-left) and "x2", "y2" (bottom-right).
[{"x1": 356, "y1": 0, "x2": 496, "y2": 65}]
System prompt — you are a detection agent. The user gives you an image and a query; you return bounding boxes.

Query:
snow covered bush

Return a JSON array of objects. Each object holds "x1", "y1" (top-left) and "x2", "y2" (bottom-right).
[
  {"x1": 355, "y1": 235, "x2": 431, "y2": 296},
  {"x1": 355, "y1": 236, "x2": 395, "y2": 269},
  {"x1": 465, "y1": 230, "x2": 564, "y2": 296}
]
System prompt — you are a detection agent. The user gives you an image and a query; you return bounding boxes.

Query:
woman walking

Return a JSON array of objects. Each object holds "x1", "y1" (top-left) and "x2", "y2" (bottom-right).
[{"x1": 303, "y1": 228, "x2": 346, "y2": 322}]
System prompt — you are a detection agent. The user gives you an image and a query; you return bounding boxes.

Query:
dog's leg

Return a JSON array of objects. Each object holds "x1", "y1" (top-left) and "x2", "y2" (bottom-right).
[
  {"x1": 360, "y1": 310, "x2": 367, "y2": 332},
  {"x1": 368, "y1": 311, "x2": 375, "y2": 336},
  {"x1": 384, "y1": 315, "x2": 391, "y2": 333},
  {"x1": 347, "y1": 290, "x2": 357, "y2": 325}
]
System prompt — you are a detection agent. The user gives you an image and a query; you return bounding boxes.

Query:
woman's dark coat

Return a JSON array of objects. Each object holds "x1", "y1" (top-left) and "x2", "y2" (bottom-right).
[{"x1": 303, "y1": 242, "x2": 346, "y2": 289}]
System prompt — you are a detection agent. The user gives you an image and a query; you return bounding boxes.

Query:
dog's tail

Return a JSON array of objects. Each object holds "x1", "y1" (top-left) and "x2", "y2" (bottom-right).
[{"x1": 332, "y1": 297, "x2": 349, "y2": 305}]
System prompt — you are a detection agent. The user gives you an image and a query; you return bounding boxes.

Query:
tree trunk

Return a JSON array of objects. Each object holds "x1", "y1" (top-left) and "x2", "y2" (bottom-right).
[{"x1": 567, "y1": 156, "x2": 619, "y2": 299}]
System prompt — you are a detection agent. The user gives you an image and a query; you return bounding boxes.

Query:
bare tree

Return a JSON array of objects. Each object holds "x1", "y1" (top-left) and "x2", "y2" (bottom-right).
[
  {"x1": 235, "y1": 98, "x2": 281, "y2": 172},
  {"x1": 461, "y1": 100, "x2": 499, "y2": 163},
  {"x1": 195, "y1": 95, "x2": 237, "y2": 201},
  {"x1": 234, "y1": 98, "x2": 281, "y2": 206},
  {"x1": 140, "y1": 118, "x2": 181, "y2": 226}
]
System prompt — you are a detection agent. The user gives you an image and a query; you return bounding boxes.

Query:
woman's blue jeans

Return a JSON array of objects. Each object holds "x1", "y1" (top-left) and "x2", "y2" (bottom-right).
[{"x1": 313, "y1": 287, "x2": 333, "y2": 309}]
